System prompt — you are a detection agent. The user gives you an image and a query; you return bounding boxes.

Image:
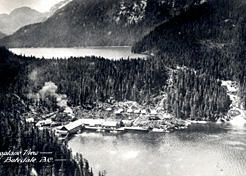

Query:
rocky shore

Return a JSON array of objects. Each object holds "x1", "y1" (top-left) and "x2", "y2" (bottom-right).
[{"x1": 219, "y1": 80, "x2": 246, "y2": 123}]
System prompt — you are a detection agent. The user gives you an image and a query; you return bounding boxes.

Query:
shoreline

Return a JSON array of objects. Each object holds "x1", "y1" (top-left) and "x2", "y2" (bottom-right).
[
  {"x1": 34, "y1": 79, "x2": 246, "y2": 142},
  {"x1": 35, "y1": 108, "x2": 246, "y2": 144}
]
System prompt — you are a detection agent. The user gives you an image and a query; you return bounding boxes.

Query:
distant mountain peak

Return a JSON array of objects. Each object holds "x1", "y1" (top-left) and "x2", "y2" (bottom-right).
[
  {"x1": 10, "y1": 6, "x2": 40, "y2": 15},
  {"x1": 0, "y1": 0, "x2": 211, "y2": 47},
  {"x1": 0, "y1": 6, "x2": 46, "y2": 35}
]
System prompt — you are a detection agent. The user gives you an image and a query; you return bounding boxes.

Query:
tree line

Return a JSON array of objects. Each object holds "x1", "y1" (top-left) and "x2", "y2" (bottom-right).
[{"x1": 0, "y1": 46, "x2": 233, "y2": 120}]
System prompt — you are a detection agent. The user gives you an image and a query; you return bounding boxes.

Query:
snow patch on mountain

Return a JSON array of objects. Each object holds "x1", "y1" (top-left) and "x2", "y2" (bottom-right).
[
  {"x1": 48, "y1": 0, "x2": 73, "y2": 17},
  {"x1": 58, "y1": 0, "x2": 73, "y2": 10}
]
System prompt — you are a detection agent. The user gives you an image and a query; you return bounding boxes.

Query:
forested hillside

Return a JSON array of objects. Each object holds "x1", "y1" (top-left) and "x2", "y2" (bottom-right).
[
  {"x1": 0, "y1": 0, "x2": 204, "y2": 47},
  {"x1": 165, "y1": 68, "x2": 231, "y2": 121},
  {"x1": 133, "y1": 0, "x2": 246, "y2": 53},
  {"x1": 4, "y1": 48, "x2": 168, "y2": 106},
  {"x1": 1, "y1": 0, "x2": 245, "y2": 174},
  {"x1": 0, "y1": 0, "x2": 241, "y2": 124},
  {"x1": 0, "y1": 47, "x2": 231, "y2": 121},
  {"x1": 132, "y1": 0, "x2": 246, "y2": 109},
  {"x1": 0, "y1": 47, "x2": 96, "y2": 176}
]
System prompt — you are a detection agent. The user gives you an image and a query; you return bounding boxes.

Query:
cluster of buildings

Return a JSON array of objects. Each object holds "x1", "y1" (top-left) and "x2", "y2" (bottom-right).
[
  {"x1": 55, "y1": 119, "x2": 121, "y2": 138},
  {"x1": 26, "y1": 100, "x2": 175, "y2": 141}
]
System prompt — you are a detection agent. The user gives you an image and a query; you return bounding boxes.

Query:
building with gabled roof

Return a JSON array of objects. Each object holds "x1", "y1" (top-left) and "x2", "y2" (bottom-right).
[
  {"x1": 102, "y1": 121, "x2": 119, "y2": 128},
  {"x1": 59, "y1": 119, "x2": 83, "y2": 134}
]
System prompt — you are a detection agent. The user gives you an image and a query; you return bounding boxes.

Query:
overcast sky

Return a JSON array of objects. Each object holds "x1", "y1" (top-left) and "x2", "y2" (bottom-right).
[{"x1": 0, "y1": 0, "x2": 64, "y2": 14}]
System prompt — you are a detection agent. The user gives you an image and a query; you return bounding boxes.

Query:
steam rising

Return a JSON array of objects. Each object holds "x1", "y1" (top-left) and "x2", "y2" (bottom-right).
[
  {"x1": 39, "y1": 82, "x2": 74, "y2": 117},
  {"x1": 29, "y1": 81, "x2": 74, "y2": 117},
  {"x1": 39, "y1": 82, "x2": 58, "y2": 99}
]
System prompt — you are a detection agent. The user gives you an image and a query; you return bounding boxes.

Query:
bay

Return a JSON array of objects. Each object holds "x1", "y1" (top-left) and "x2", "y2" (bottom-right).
[
  {"x1": 9, "y1": 47, "x2": 147, "y2": 60},
  {"x1": 68, "y1": 122, "x2": 246, "y2": 176}
]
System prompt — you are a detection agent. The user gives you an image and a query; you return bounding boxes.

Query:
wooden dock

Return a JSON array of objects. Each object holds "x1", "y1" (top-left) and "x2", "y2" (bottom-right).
[{"x1": 124, "y1": 127, "x2": 148, "y2": 132}]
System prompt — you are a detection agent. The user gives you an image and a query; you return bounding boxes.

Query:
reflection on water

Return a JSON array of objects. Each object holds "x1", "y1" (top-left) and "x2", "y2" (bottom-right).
[
  {"x1": 9, "y1": 47, "x2": 147, "y2": 60},
  {"x1": 68, "y1": 123, "x2": 246, "y2": 176}
]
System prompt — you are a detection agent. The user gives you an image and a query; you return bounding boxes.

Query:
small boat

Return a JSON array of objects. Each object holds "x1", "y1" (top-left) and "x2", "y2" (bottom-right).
[
  {"x1": 124, "y1": 127, "x2": 148, "y2": 132},
  {"x1": 109, "y1": 130, "x2": 119, "y2": 134},
  {"x1": 96, "y1": 127, "x2": 105, "y2": 132},
  {"x1": 116, "y1": 127, "x2": 125, "y2": 132},
  {"x1": 151, "y1": 128, "x2": 165, "y2": 133},
  {"x1": 76, "y1": 129, "x2": 82, "y2": 134}
]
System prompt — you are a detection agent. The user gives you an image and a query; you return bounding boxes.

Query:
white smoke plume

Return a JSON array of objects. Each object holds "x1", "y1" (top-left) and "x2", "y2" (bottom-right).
[
  {"x1": 38, "y1": 82, "x2": 74, "y2": 117},
  {"x1": 27, "y1": 92, "x2": 40, "y2": 105},
  {"x1": 39, "y1": 82, "x2": 58, "y2": 100}
]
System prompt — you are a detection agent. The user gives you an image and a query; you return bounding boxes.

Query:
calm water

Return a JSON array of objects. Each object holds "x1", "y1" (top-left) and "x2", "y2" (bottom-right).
[
  {"x1": 68, "y1": 122, "x2": 246, "y2": 176},
  {"x1": 9, "y1": 47, "x2": 147, "y2": 60}
]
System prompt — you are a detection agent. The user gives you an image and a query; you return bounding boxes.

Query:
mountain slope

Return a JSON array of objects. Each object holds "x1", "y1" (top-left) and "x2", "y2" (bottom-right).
[
  {"x1": 0, "y1": 7, "x2": 46, "y2": 35},
  {"x1": 132, "y1": 0, "x2": 246, "y2": 55},
  {"x1": 0, "y1": 0, "x2": 203, "y2": 47},
  {"x1": 0, "y1": 31, "x2": 6, "y2": 39},
  {"x1": 48, "y1": 0, "x2": 73, "y2": 17},
  {"x1": 132, "y1": 0, "x2": 246, "y2": 108}
]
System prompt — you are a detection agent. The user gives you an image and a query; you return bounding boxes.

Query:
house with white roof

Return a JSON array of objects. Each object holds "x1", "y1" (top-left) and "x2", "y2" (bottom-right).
[
  {"x1": 81, "y1": 119, "x2": 104, "y2": 127},
  {"x1": 127, "y1": 108, "x2": 133, "y2": 113},
  {"x1": 114, "y1": 108, "x2": 124, "y2": 114},
  {"x1": 102, "y1": 121, "x2": 119, "y2": 129},
  {"x1": 36, "y1": 119, "x2": 52, "y2": 127},
  {"x1": 58, "y1": 119, "x2": 83, "y2": 134},
  {"x1": 26, "y1": 117, "x2": 35, "y2": 123}
]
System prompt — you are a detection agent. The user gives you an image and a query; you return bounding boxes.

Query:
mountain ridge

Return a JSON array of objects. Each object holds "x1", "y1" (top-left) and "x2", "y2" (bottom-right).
[
  {"x1": 132, "y1": 0, "x2": 246, "y2": 55},
  {"x1": 0, "y1": 31, "x2": 6, "y2": 39},
  {"x1": 0, "y1": 7, "x2": 47, "y2": 35},
  {"x1": 0, "y1": 0, "x2": 203, "y2": 47}
]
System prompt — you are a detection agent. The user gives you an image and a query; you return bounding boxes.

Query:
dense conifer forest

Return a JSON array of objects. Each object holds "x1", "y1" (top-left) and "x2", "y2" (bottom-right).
[
  {"x1": 0, "y1": 47, "x2": 96, "y2": 176},
  {"x1": 165, "y1": 68, "x2": 231, "y2": 121},
  {"x1": 0, "y1": 46, "x2": 231, "y2": 121},
  {"x1": 0, "y1": 111, "x2": 94, "y2": 176},
  {"x1": 1, "y1": 0, "x2": 246, "y2": 175},
  {"x1": 0, "y1": 23, "x2": 240, "y2": 174},
  {"x1": 132, "y1": 0, "x2": 246, "y2": 110}
]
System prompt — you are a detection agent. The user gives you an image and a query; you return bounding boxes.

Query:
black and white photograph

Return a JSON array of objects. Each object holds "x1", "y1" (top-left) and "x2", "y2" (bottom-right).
[{"x1": 0, "y1": 0, "x2": 246, "y2": 175}]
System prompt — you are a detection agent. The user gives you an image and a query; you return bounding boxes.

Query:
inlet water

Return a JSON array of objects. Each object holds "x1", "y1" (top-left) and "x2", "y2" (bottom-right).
[
  {"x1": 9, "y1": 47, "x2": 147, "y2": 60},
  {"x1": 68, "y1": 122, "x2": 246, "y2": 176}
]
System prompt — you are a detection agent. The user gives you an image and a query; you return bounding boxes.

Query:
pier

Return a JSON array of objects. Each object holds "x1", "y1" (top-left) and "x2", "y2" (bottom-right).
[{"x1": 55, "y1": 118, "x2": 153, "y2": 140}]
